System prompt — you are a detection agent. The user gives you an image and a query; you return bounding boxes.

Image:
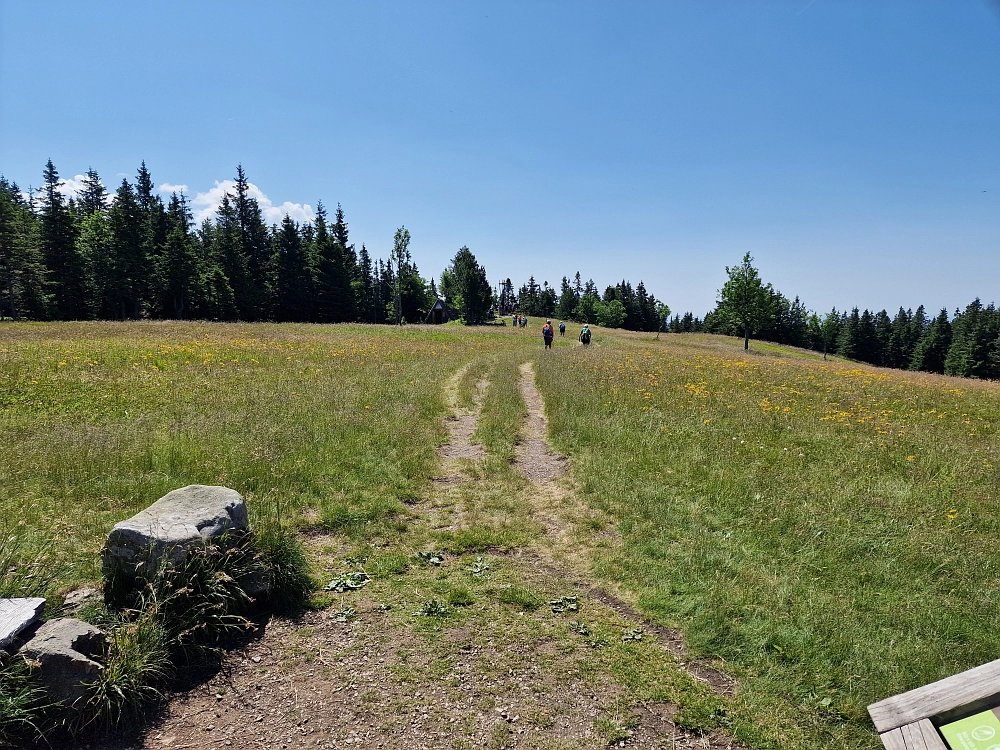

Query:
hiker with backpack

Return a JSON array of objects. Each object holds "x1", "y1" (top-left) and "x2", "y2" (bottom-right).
[
  {"x1": 542, "y1": 319, "x2": 554, "y2": 349},
  {"x1": 559, "y1": 321, "x2": 566, "y2": 337},
  {"x1": 579, "y1": 325, "x2": 592, "y2": 347}
]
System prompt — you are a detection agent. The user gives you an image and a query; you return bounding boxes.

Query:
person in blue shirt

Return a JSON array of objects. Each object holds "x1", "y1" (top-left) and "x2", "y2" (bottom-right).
[{"x1": 542, "y1": 320, "x2": 554, "y2": 349}]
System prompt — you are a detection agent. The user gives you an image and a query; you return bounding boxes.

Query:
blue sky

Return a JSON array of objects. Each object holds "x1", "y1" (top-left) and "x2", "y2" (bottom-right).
[{"x1": 2, "y1": 1, "x2": 998, "y2": 317}]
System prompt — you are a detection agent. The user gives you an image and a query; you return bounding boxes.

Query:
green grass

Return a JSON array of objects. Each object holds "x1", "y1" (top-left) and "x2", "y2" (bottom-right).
[
  {"x1": 536, "y1": 331, "x2": 1000, "y2": 749},
  {"x1": 0, "y1": 321, "x2": 535, "y2": 589},
  {"x1": 5, "y1": 322, "x2": 999, "y2": 749}
]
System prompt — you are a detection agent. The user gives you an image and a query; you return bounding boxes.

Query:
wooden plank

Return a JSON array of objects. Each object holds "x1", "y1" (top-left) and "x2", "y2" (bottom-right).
[
  {"x1": 902, "y1": 722, "x2": 928, "y2": 750},
  {"x1": 916, "y1": 719, "x2": 947, "y2": 750},
  {"x1": 868, "y1": 658, "x2": 1000, "y2": 732},
  {"x1": 879, "y1": 727, "x2": 907, "y2": 750},
  {"x1": 0, "y1": 597, "x2": 45, "y2": 649}
]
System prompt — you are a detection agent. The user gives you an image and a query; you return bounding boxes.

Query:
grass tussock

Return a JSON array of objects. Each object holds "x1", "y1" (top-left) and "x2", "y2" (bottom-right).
[
  {"x1": 78, "y1": 529, "x2": 315, "y2": 734},
  {"x1": 0, "y1": 658, "x2": 55, "y2": 745},
  {"x1": 493, "y1": 585, "x2": 544, "y2": 611},
  {"x1": 80, "y1": 606, "x2": 170, "y2": 731}
]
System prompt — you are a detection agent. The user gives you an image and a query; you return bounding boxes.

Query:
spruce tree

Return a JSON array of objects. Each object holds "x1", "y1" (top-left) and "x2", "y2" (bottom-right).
[
  {"x1": 76, "y1": 209, "x2": 112, "y2": 317},
  {"x1": 908, "y1": 306, "x2": 928, "y2": 357},
  {"x1": 79, "y1": 168, "x2": 108, "y2": 216},
  {"x1": 195, "y1": 217, "x2": 239, "y2": 320},
  {"x1": 332, "y1": 204, "x2": 362, "y2": 313},
  {"x1": 886, "y1": 308, "x2": 911, "y2": 369},
  {"x1": 635, "y1": 281, "x2": 657, "y2": 332},
  {"x1": 357, "y1": 244, "x2": 374, "y2": 322},
  {"x1": 233, "y1": 165, "x2": 273, "y2": 318},
  {"x1": 944, "y1": 299, "x2": 998, "y2": 378},
  {"x1": 314, "y1": 202, "x2": 356, "y2": 323},
  {"x1": 212, "y1": 193, "x2": 253, "y2": 319},
  {"x1": 105, "y1": 179, "x2": 145, "y2": 319},
  {"x1": 134, "y1": 162, "x2": 164, "y2": 315},
  {"x1": 874, "y1": 309, "x2": 893, "y2": 366},
  {"x1": 837, "y1": 308, "x2": 862, "y2": 359},
  {"x1": 273, "y1": 215, "x2": 314, "y2": 322},
  {"x1": 910, "y1": 309, "x2": 952, "y2": 373},
  {"x1": 0, "y1": 177, "x2": 50, "y2": 319},
  {"x1": 785, "y1": 296, "x2": 810, "y2": 347},
  {"x1": 155, "y1": 193, "x2": 202, "y2": 319},
  {"x1": 39, "y1": 160, "x2": 87, "y2": 318},
  {"x1": 556, "y1": 276, "x2": 578, "y2": 320}
]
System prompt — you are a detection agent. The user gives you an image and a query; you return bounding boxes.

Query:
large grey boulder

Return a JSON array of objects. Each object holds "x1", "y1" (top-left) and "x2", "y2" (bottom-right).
[
  {"x1": 0, "y1": 597, "x2": 46, "y2": 650},
  {"x1": 103, "y1": 485, "x2": 249, "y2": 580},
  {"x1": 20, "y1": 618, "x2": 104, "y2": 710}
]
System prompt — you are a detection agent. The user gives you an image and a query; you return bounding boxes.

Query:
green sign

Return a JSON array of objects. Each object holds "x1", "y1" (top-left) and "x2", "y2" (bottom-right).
[{"x1": 940, "y1": 709, "x2": 1000, "y2": 750}]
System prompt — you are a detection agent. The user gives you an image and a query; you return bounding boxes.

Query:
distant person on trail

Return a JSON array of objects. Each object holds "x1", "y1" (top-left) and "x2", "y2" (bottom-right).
[
  {"x1": 542, "y1": 319, "x2": 554, "y2": 349},
  {"x1": 520, "y1": 316, "x2": 527, "y2": 328},
  {"x1": 512, "y1": 314, "x2": 517, "y2": 327},
  {"x1": 559, "y1": 322, "x2": 566, "y2": 336},
  {"x1": 579, "y1": 325, "x2": 592, "y2": 347}
]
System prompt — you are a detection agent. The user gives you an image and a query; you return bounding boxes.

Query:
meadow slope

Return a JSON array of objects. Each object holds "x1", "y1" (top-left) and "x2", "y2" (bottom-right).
[{"x1": 2, "y1": 322, "x2": 998, "y2": 749}]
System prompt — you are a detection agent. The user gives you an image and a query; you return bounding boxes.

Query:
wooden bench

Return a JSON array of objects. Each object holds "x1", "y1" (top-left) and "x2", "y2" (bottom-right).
[{"x1": 868, "y1": 659, "x2": 1000, "y2": 749}]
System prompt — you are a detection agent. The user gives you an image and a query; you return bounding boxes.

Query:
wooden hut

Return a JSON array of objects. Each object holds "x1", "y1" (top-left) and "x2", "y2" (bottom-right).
[{"x1": 425, "y1": 299, "x2": 451, "y2": 324}]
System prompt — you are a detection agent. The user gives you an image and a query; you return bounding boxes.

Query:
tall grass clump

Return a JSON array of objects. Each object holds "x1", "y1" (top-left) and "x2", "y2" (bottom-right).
[
  {"x1": 79, "y1": 605, "x2": 170, "y2": 731},
  {"x1": 251, "y1": 522, "x2": 316, "y2": 610},
  {"x1": 0, "y1": 658, "x2": 54, "y2": 745}
]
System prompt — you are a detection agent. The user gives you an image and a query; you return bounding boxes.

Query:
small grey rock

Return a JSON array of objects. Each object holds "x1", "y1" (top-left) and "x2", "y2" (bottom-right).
[
  {"x1": 20, "y1": 618, "x2": 105, "y2": 710},
  {"x1": 0, "y1": 597, "x2": 46, "y2": 650}
]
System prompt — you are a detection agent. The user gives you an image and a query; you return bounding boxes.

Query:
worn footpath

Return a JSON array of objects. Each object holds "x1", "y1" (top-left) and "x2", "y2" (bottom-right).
[{"x1": 90, "y1": 358, "x2": 747, "y2": 750}]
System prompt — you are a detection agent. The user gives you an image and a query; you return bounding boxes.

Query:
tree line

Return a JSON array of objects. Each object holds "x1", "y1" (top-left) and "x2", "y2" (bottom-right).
[
  {"x1": 1, "y1": 160, "x2": 670, "y2": 330},
  {"x1": 504, "y1": 272, "x2": 669, "y2": 332},
  {"x1": 673, "y1": 252, "x2": 1000, "y2": 380},
  {"x1": 0, "y1": 161, "x2": 467, "y2": 325}
]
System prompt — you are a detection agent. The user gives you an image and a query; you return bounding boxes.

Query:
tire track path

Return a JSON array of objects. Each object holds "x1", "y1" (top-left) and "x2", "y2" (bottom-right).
[{"x1": 513, "y1": 361, "x2": 739, "y2": 700}]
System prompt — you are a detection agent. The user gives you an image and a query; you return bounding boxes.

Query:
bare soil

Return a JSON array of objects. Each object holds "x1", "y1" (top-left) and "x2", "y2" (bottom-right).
[{"x1": 512, "y1": 363, "x2": 567, "y2": 483}]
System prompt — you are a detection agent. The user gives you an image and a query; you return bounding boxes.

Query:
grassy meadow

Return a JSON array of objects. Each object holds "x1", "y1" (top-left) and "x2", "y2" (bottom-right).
[
  {"x1": 537, "y1": 331, "x2": 1000, "y2": 748},
  {"x1": 0, "y1": 322, "x2": 533, "y2": 585},
  {"x1": 2, "y1": 321, "x2": 999, "y2": 749}
]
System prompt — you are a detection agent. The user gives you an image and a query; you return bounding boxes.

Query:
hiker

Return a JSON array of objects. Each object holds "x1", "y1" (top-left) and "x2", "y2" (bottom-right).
[
  {"x1": 511, "y1": 314, "x2": 517, "y2": 328},
  {"x1": 542, "y1": 319, "x2": 554, "y2": 349},
  {"x1": 559, "y1": 321, "x2": 566, "y2": 337},
  {"x1": 520, "y1": 316, "x2": 527, "y2": 328},
  {"x1": 579, "y1": 324, "x2": 592, "y2": 347}
]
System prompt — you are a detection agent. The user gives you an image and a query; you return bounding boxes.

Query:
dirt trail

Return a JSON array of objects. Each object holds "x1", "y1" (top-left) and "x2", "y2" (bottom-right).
[
  {"x1": 426, "y1": 367, "x2": 488, "y2": 532},
  {"x1": 436, "y1": 366, "x2": 488, "y2": 468},
  {"x1": 512, "y1": 362, "x2": 567, "y2": 483},
  {"x1": 513, "y1": 361, "x2": 738, "y2": 699}
]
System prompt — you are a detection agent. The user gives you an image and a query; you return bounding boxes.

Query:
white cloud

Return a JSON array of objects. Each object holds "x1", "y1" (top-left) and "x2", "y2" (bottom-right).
[
  {"x1": 58, "y1": 174, "x2": 89, "y2": 200},
  {"x1": 190, "y1": 179, "x2": 314, "y2": 226},
  {"x1": 48, "y1": 174, "x2": 111, "y2": 209},
  {"x1": 159, "y1": 182, "x2": 188, "y2": 195}
]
